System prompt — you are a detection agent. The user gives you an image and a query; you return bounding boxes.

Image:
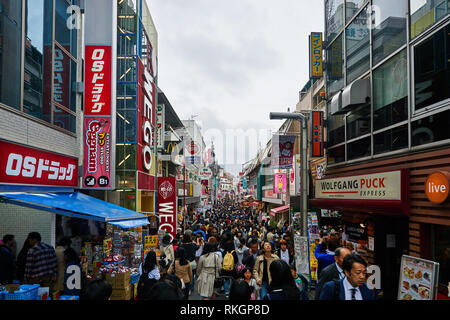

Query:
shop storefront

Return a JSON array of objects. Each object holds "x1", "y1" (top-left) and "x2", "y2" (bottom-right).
[{"x1": 312, "y1": 147, "x2": 450, "y2": 299}]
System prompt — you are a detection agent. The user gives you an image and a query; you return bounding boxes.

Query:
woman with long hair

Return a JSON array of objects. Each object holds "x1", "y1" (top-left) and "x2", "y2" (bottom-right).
[
  {"x1": 171, "y1": 247, "x2": 192, "y2": 299},
  {"x1": 263, "y1": 260, "x2": 308, "y2": 300},
  {"x1": 137, "y1": 251, "x2": 160, "y2": 300}
]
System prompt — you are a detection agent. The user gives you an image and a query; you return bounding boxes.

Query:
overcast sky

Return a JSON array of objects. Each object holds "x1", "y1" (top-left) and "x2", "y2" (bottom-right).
[{"x1": 147, "y1": 0, "x2": 324, "y2": 176}]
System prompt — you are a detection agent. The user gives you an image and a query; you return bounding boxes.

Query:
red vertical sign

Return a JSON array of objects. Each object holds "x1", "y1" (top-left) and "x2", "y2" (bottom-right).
[
  {"x1": 311, "y1": 111, "x2": 324, "y2": 157},
  {"x1": 157, "y1": 177, "x2": 177, "y2": 240},
  {"x1": 83, "y1": 46, "x2": 113, "y2": 188}
]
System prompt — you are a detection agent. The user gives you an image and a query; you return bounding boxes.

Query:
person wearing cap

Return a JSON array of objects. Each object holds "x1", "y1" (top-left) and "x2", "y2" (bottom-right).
[
  {"x1": 276, "y1": 240, "x2": 294, "y2": 265},
  {"x1": 271, "y1": 234, "x2": 281, "y2": 251}
]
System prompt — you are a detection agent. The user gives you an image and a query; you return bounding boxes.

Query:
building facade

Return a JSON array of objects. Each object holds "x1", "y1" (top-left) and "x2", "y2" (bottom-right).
[{"x1": 316, "y1": 0, "x2": 450, "y2": 299}]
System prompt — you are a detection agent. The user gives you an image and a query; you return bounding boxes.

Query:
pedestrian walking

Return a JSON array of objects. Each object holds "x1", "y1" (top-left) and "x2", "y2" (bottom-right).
[
  {"x1": 171, "y1": 247, "x2": 193, "y2": 299},
  {"x1": 242, "y1": 239, "x2": 259, "y2": 270},
  {"x1": 315, "y1": 247, "x2": 352, "y2": 300},
  {"x1": 23, "y1": 232, "x2": 57, "y2": 295},
  {"x1": 0, "y1": 234, "x2": 16, "y2": 284},
  {"x1": 315, "y1": 234, "x2": 338, "y2": 278},
  {"x1": 196, "y1": 243, "x2": 220, "y2": 300},
  {"x1": 319, "y1": 253, "x2": 375, "y2": 300},
  {"x1": 253, "y1": 241, "x2": 279, "y2": 299},
  {"x1": 276, "y1": 240, "x2": 294, "y2": 265},
  {"x1": 16, "y1": 234, "x2": 33, "y2": 283},
  {"x1": 137, "y1": 251, "x2": 160, "y2": 300},
  {"x1": 263, "y1": 260, "x2": 308, "y2": 300},
  {"x1": 229, "y1": 279, "x2": 252, "y2": 301}
]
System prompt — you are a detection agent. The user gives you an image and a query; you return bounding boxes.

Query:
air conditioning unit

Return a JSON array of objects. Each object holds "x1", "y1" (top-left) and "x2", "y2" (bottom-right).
[{"x1": 341, "y1": 78, "x2": 371, "y2": 112}]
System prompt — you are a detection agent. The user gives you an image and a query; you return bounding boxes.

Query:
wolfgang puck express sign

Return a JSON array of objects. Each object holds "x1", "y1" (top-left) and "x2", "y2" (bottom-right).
[{"x1": 315, "y1": 171, "x2": 402, "y2": 200}]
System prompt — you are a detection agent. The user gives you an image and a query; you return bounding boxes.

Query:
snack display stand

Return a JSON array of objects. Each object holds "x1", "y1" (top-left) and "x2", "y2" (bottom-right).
[{"x1": 398, "y1": 255, "x2": 440, "y2": 300}]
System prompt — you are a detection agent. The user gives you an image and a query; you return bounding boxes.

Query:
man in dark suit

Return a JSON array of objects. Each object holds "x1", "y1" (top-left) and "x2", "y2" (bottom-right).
[
  {"x1": 242, "y1": 239, "x2": 259, "y2": 270},
  {"x1": 314, "y1": 247, "x2": 351, "y2": 300},
  {"x1": 319, "y1": 253, "x2": 375, "y2": 300}
]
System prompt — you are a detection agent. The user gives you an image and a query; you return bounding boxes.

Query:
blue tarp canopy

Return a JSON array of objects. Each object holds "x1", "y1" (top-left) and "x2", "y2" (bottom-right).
[{"x1": 0, "y1": 192, "x2": 149, "y2": 229}]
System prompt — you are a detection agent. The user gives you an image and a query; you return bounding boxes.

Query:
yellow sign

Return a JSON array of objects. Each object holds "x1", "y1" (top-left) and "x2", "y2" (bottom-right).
[
  {"x1": 310, "y1": 32, "x2": 323, "y2": 78},
  {"x1": 103, "y1": 238, "x2": 111, "y2": 256},
  {"x1": 145, "y1": 235, "x2": 158, "y2": 247}
]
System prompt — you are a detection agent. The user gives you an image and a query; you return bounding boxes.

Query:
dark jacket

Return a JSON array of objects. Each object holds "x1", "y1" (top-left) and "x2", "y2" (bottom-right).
[
  {"x1": 276, "y1": 248, "x2": 294, "y2": 265},
  {"x1": 315, "y1": 262, "x2": 341, "y2": 300},
  {"x1": 242, "y1": 249, "x2": 258, "y2": 270},
  {"x1": 180, "y1": 242, "x2": 199, "y2": 262},
  {"x1": 319, "y1": 278, "x2": 375, "y2": 300},
  {"x1": 0, "y1": 245, "x2": 15, "y2": 284},
  {"x1": 16, "y1": 244, "x2": 32, "y2": 282}
]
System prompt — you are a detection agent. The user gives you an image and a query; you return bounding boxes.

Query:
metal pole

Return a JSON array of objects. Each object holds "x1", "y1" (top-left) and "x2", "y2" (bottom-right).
[{"x1": 301, "y1": 118, "x2": 308, "y2": 237}]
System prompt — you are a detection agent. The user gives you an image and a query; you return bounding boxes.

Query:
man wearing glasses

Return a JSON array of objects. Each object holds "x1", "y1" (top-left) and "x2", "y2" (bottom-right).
[{"x1": 319, "y1": 253, "x2": 375, "y2": 300}]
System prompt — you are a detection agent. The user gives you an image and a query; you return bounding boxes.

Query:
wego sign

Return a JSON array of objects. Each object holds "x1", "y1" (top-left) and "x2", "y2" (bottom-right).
[
  {"x1": 157, "y1": 177, "x2": 177, "y2": 240},
  {"x1": 425, "y1": 171, "x2": 450, "y2": 204}
]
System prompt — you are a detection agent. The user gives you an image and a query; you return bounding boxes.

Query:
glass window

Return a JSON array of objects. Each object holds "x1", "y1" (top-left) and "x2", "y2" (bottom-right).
[
  {"x1": 327, "y1": 144, "x2": 345, "y2": 164},
  {"x1": 346, "y1": 103, "x2": 371, "y2": 140},
  {"x1": 346, "y1": 5, "x2": 370, "y2": 84},
  {"x1": 432, "y1": 225, "x2": 450, "y2": 290},
  {"x1": 116, "y1": 110, "x2": 137, "y2": 143},
  {"x1": 412, "y1": 109, "x2": 450, "y2": 146},
  {"x1": 373, "y1": 124, "x2": 408, "y2": 154},
  {"x1": 53, "y1": 47, "x2": 77, "y2": 111},
  {"x1": 117, "y1": 83, "x2": 137, "y2": 96},
  {"x1": 325, "y1": 0, "x2": 345, "y2": 42},
  {"x1": 117, "y1": 58, "x2": 137, "y2": 82},
  {"x1": 0, "y1": 0, "x2": 22, "y2": 109},
  {"x1": 117, "y1": 96, "x2": 137, "y2": 110},
  {"x1": 411, "y1": 0, "x2": 450, "y2": 38},
  {"x1": 347, "y1": 136, "x2": 371, "y2": 160},
  {"x1": 346, "y1": 0, "x2": 367, "y2": 23},
  {"x1": 372, "y1": 0, "x2": 407, "y2": 65},
  {"x1": 53, "y1": 106, "x2": 76, "y2": 133},
  {"x1": 23, "y1": 0, "x2": 53, "y2": 122},
  {"x1": 118, "y1": 34, "x2": 137, "y2": 57},
  {"x1": 55, "y1": 0, "x2": 77, "y2": 59},
  {"x1": 373, "y1": 50, "x2": 408, "y2": 131},
  {"x1": 326, "y1": 34, "x2": 344, "y2": 96},
  {"x1": 118, "y1": 0, "x2": 137, "y2": 34},
  {"x1": 414, "y1": 24, "x2": 450, "y2": 111},
  {"x1": 328, "y1": 113, "x2": 345, "y2": 146},
  {"x1": 116, "y1": 144, "x2": 136, "y2": 170}
]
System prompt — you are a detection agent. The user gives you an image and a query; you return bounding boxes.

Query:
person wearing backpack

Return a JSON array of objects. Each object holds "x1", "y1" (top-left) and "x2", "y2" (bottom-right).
[
  {"x1": 263, "y1": 260, "x2": 308, "y2": 300},
  {"x1": 220, "y1": 234, "x2": 239, "y2": 298},
  {"x1": 137, "y1": 251, "x2": 160, "y2": 300}
]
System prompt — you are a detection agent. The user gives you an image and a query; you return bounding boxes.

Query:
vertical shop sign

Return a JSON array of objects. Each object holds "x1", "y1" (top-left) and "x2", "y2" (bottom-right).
[
  {"x1": 309, "y1": 32, "x2": 323, "y2": 78},
  {"x1": 310, "y1": 111, "x2": 324, "y2": 157},
  {"x1": 274, "y1": 173, "x2": 287, "y2": 194},
  {"x1": 271, "y1": 134, "x2": 296, "y2": 169},
  {"x1": 83, "y1": 0, "x2": 116, "y2": 189},
  {"x1": 157, "y1": 177, "x2": 177, "y2": 240}
]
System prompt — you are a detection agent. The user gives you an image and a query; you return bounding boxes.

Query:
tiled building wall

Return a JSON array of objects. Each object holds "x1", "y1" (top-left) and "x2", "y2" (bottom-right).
[{"x1": 0, "y1": 203, "x2": 55, "y2": 256}]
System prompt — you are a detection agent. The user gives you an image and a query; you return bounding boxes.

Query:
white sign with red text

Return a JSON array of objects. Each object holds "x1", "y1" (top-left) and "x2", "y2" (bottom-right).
[{"x1": 315, "y1": 171, "x2": 401, "y2": 200}]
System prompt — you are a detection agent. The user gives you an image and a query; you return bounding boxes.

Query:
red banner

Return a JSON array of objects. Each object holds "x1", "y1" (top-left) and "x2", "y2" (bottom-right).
[
  {"x1": 0, "y1": 140, "x2": 78, "y2": 187},
  {"x1": 84, "y1": 46, "x2": 112, "y2": 116},
  {"x1": 311, "y1": 111, "x2": 324, "y2": 157},
  {"x1": 83, "y1": 117, "x2": 112, "y2": 188},
  {"x1": 157, "y1": 177, "x2": 177, "y2": 240}
]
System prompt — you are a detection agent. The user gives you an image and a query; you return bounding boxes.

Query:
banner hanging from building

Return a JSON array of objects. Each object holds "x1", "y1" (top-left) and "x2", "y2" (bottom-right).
[
  {"x1": 271, "y1": 134, "x2": 296, "y2": 169},
  {"x1": 310, "y1": 111, "x2": 324, "y2": 157},
  {"x1": 156, "y1": 104, "x2": 165, "y2": 150},
  {"x1": 274, "y1": 173, "x2": 287, "y2": 194},
  {"x1": 309, "y1": 32, "x2": 323, "y2": 78},
  {"x1": 157, "y1": 177, "x2": 177, "y2": 241}
]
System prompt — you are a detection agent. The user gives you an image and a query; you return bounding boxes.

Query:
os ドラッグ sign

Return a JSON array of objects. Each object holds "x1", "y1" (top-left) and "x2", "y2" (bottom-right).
[
  {"x1": 157, "y1": 177, "x2": 177, "y2": 240},
  {"x1": 315, "y1": 170, "x2": 402, "y2": 200},
  {"x1": 0, "y1": 140, "x2": 78, "y2": 188}
]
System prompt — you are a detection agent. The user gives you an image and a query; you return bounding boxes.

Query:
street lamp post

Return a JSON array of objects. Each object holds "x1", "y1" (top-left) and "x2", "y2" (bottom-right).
[{"x1": 269, "y1": 112, "x2": 308, "y2": 237}]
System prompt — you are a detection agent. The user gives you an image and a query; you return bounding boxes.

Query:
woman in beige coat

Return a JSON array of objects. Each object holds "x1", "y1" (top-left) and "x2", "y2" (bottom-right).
[
  {"x1": 195, "y1": 243, "x2": 220, "y2": 300},
  {"x1": 170, "y1": 247, "x2": 193, "y2": 299},
  {"x1": 253, "y1": 241, "x2": 279, "y2": 299}
]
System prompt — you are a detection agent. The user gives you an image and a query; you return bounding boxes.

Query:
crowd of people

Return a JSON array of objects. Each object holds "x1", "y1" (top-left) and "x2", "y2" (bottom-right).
[{"x1": 0, "y1": 196, "x2": 376, "y2": 301}]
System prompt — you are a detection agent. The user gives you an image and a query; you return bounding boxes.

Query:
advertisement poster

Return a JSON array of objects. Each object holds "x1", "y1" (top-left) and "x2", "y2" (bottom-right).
[
  {"x1": 83, "y1": 117, "x2": 112, "y2": 188},
  {"x1": 398, "y1": 255, "x2": 440, "y2": 300},
  {"x1": 157, "y1": 177, "x2": 177, "y2": 240},
  {"x1": 271, "y1": 134, "x2": 296, "y2": 169},
  {"x1": 294, "y1": 234, "x2": 310, "y2": 277},
  {"x1": 274, "y1": 173, "x2": 287, "y2": 194},
  {"x1": 308, "y1": 232, "x2": 319, "y2": 283}
]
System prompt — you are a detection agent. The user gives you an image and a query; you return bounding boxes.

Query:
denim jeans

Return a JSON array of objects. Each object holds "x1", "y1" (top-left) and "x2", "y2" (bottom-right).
[
  {"x1": 190, "y1": 271, "x2": 196, "y2": 292},
  {"x1": 259, "y1": 281, "x2": 268, "y2": 300},
  {"x1": 224, "y1": 278, "x2": 231, "y2": 294}
]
